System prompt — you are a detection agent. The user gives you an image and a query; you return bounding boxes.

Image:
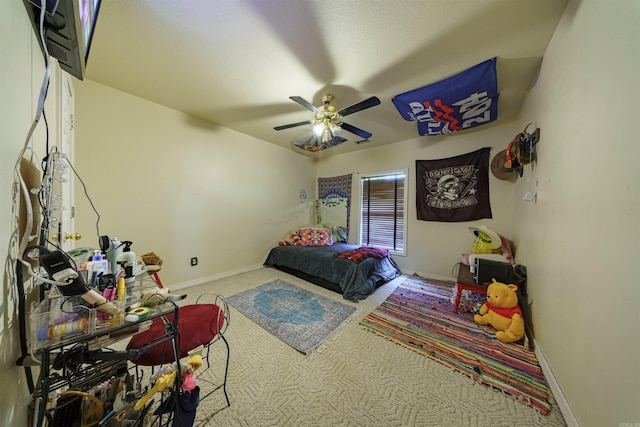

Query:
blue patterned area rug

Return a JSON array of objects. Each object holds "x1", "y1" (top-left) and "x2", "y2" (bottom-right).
[{"x1": 228, "y1": 279, "x2": 356, "y2": 354}]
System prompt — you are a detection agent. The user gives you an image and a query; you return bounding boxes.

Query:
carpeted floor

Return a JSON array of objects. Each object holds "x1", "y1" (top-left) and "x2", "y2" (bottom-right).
[{"x1": 158, "y1": 267, "x2": 568, "y2": 427}]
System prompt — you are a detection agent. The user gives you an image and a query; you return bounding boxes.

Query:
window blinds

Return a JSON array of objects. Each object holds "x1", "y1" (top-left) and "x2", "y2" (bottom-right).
[{"x1": 361, "y1": 173, "x2": 405, "y2": 251}]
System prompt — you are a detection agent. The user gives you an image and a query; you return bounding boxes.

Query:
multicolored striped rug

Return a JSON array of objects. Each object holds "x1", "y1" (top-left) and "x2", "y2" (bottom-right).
[{"x1": 359, "y1": 275, "x2": 551, "y2": 414}]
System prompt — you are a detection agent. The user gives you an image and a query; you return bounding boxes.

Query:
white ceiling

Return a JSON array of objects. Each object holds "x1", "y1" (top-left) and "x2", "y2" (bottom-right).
[{"x1": 85, "y1": 0, "x2": 568, "y2": 158}]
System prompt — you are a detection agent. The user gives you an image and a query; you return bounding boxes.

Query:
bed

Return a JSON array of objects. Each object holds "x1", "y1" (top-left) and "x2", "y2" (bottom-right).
[{"x1": 264, "y1": 243, "x2": 402, "y2": 302}]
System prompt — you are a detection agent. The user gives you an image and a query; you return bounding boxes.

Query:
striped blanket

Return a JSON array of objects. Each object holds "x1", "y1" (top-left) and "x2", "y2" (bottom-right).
[{"x1": 359, "y1": 275, "x2": 551, "y2": 414}]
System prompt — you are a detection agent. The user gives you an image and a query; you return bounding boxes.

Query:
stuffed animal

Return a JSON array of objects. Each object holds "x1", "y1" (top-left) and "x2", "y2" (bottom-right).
[
  {"x1": 140, "y1": 288, "x2": 186, "y2": 307},
  {"x1": 474, "y1": 279, "x2": 525, "y2": 343},
  {"x1": 460, "y1": 225, "x2": 516, "y2": 266},
  {"x1": 468, "y1": 225, "x2": 502, "y2": 255}
]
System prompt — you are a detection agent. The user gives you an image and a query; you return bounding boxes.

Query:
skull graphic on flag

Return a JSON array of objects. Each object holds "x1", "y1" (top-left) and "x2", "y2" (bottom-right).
[{"x1": 416, "y1": 148, "x2": 492, "y2": 222}]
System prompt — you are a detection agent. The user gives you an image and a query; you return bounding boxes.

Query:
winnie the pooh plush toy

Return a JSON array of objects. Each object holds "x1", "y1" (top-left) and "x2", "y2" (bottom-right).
[{"x1": 474, "y1": 279, "x2": 525, "y2": 343}]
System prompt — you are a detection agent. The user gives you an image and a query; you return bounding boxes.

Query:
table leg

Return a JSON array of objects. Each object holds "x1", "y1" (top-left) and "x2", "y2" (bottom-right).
[{"x1": 454, "y1": 285, "x2": 463, "y2": 314}]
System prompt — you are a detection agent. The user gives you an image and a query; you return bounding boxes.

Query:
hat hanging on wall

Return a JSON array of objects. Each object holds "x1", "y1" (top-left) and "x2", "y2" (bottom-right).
[
  {"x1": 504, "y1": 138, "x2": 525, "y2": 177},
  {"x1": 492, "y1": 123, "x2": 540, "y2": 181},
  {"x1": 491, "y1": 149, "x2": 517, "y2": 181},
  {"x1": 513, "y1": 125, "x2": 539, "y2": 165}
]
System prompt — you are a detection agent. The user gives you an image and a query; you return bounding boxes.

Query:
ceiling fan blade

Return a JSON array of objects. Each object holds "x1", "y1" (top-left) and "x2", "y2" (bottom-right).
[
  {"x1": 274, "y1": 120, "x2": 313, "y2": 131},
  {"x1": 337, "y1": 96, "x2": 381, "y2": 117},
  {"x1": 325, "y1": 135, "x2": 348, "y2": 148},
  {"x1": 340, "y1": 122, "x2": 373, "y2": 139},
  {"x1": 289, "y1": 96, "x2": 324, "y2": 115}
]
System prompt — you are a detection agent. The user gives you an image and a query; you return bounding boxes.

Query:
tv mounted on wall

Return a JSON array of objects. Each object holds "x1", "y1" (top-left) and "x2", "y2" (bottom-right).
[{"x1": 26, "y1": 0, "x2": 102, "y2": 80}]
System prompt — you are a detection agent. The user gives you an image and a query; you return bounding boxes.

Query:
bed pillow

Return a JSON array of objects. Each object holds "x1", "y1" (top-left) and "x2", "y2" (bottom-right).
[
  {"x1": 279, "y1": 231, "x2": 302, "y2": 246},
  {"x1": 299, "y1": 228, "x2": 333, "y2": 246},
  {"x1": 329, "y1": 225, "x2": 348, "y2": 243}
]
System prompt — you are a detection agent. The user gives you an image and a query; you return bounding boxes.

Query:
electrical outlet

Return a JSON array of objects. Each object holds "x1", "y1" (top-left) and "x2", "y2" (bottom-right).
[{"x1": 190, "y1": 257, "x2": 198, "y2": 266}]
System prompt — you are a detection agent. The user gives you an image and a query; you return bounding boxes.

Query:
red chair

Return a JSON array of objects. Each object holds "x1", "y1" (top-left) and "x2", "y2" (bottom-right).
[{"x1": 126, "y1": 293, "x2": 230, "y2": 408}]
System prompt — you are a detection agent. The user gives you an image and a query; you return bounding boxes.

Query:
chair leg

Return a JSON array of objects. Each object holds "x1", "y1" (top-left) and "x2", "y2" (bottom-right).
[
  {"x1": 197, "y1": 331, "x2": 231, "y2": 408},
  {"x1": 220, "y1": 332, "x2": 230, "y2": 407},
  {"x1": 454, "y1": 286, "x2": 463, "y2": 313}
]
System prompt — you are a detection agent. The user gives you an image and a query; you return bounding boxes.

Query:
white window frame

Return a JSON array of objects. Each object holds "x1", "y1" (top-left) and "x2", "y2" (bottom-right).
[{"x1": 358, "y1": 169, "x2": 408, "y2": 256}]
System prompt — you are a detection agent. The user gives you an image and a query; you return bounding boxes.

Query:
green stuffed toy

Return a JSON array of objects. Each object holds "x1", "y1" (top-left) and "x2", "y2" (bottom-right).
[
  {"x1": 469, "y1": 225, "x2": 502, "y2": 255},
  {"x1": 474, "y1": 279, "x2": 525, "y2": 343}
]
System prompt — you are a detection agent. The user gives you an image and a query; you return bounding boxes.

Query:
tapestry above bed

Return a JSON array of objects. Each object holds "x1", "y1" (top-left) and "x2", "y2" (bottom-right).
[{"x1": 318, "y1": 173, "x2": 352, "y2": 237}]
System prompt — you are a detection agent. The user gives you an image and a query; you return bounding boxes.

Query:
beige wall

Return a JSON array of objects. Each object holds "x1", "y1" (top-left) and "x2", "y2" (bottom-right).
[
  {"x1": 510, "y1": 1, "x2": 640, "y2": 425},
  {"x1": 1, "y1": 2, "x2": 47, "y2": 426},
  {"x1": 73, "y1": 80, "x2": 317, "y2": 287}
]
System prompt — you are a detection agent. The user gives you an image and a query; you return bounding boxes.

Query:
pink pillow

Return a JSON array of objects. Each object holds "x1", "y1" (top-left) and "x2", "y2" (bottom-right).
[{"x1": 299, "y1": 228, "x2": 333, "y2": 246}]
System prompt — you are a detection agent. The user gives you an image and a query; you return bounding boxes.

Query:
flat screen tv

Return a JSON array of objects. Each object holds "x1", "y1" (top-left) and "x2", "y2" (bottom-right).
[{"x1": 27, "y1": 0, "x2": 102, "y2": 80}]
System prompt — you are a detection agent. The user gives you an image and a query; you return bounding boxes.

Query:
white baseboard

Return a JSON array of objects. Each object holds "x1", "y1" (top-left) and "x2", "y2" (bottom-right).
[
  {"x1": 168, "y1": 263, "x2": 265, "y2": 291},
  {"x1": 534, "y1": 340, "x2": 579, "y2": 427}
]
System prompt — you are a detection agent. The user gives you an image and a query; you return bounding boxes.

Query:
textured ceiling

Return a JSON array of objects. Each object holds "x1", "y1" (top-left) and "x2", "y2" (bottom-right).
[{"x1": 85, "y1": 0, "x2": 567, "y2": 158}]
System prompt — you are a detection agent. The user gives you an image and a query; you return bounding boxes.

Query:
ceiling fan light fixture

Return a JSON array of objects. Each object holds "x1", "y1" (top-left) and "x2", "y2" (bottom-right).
[
  {"x1": 321, "y1": 127, "x2": 332, "y2": 144},
  {"x1": 275, "y1": 93, "x2": 381, "y2": 151},
  {"x1": 312, "y1": 122, "x2": 324, "y2": 136}
]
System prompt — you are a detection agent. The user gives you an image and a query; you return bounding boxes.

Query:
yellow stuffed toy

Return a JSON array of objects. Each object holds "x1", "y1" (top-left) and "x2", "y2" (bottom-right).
[{"x1": 474, "y1": 279, "x2": 525, "y2": 343}]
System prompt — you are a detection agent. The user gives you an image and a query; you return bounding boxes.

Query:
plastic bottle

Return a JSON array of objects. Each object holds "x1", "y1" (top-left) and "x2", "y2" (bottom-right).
[
  {"x1": 102, "y1": 236, "x2": 122, "y2": 275},
  {"x1": 116, "y1": 276, "x2": 126, "y2": 302},
  {"x1": 86, "y1": 249, "x2": 109, "y2": 281},
  {"x1": 117, "y1": 241, "x2": 136, "y2": 284}
]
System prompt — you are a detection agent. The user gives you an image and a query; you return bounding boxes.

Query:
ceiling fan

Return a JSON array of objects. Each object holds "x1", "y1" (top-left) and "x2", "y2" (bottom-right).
[{"x1": 274, "y1": 94, "x2": 381, "y2": 151}]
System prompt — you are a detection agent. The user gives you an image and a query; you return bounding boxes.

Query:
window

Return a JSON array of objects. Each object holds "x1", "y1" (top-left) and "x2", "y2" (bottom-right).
[{"x1": 359, "y1": 170, "x2": 407, "y2": 255}]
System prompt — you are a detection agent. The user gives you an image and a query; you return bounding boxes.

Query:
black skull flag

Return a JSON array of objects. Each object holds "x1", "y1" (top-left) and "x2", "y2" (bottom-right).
[{"x1": 416, "y1": 147, "x2": 492, "y2": 222}]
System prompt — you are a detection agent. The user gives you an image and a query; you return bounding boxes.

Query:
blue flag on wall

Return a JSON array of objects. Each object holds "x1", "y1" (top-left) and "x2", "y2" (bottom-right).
[{"x1": 392, "y1": 58, "x2": 498, "y2": 136}]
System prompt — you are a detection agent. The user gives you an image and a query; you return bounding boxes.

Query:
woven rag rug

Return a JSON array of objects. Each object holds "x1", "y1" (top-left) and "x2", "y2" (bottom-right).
[
  {"x1": 359, "y1": 275, "x2": 551, "y2": 414},
  {"x1": 228, "y1": 279, "x2": 356, "y2": 355}
]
